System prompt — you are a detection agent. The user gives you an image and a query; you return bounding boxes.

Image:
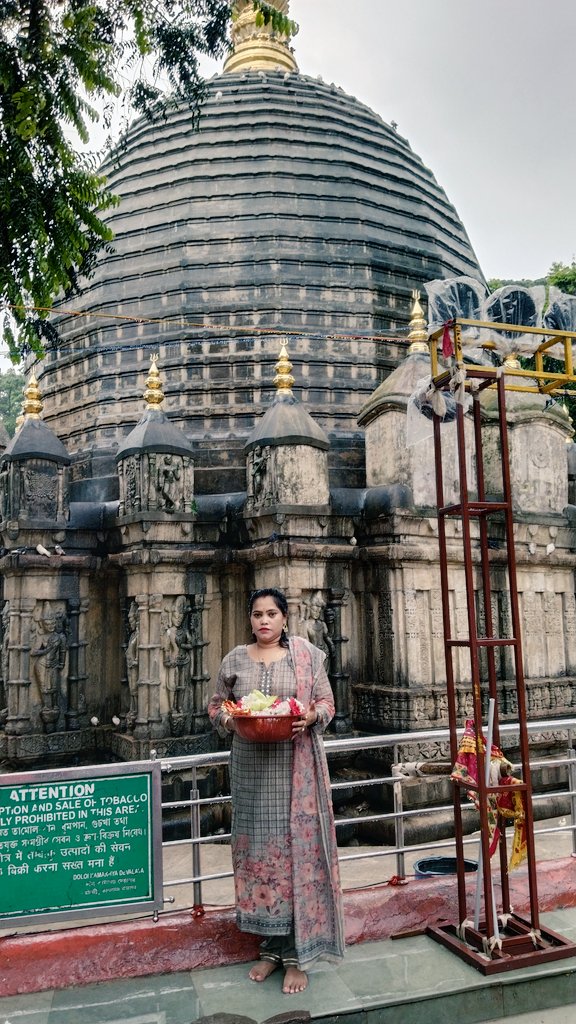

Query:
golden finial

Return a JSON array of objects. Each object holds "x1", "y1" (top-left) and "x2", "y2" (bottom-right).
[
  {"x1": 273, "y1": 343, "x2": 295, "y2": 393},
  {"x1": 407, "y1": 290, "x2": 429, "y2": 354},
  {"x1": 21, "y1": 373, "x2": 43, "y2": 422},
  {"x1": 225, "y1": 1, "x2": 298, "y2": 74},
  {"x1": 143, "y1": 353, "x2": 164, "y2": 406}
]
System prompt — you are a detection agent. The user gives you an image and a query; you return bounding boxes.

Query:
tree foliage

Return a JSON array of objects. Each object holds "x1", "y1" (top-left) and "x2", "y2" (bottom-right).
[
  {"x1": 548, "y1": 260, "x2": 576, "y2": 297},
  {"x1": 0, "y1": 0, "x2": 245, "y2": 361},
  {"x1": 0, "y1": 367, "x2": 24, "y2": 436}
]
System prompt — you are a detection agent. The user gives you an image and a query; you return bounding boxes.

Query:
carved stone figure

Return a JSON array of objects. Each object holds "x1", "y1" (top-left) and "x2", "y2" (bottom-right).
[
  {"x1": 125, "y1": 601, "x2": 139, "y2": 727},
  {"x1": 251, "y1": 446, "x2": 267, "y2": 499},
  {"x1": 156, "y1": 454, "x2": 181, "y2": 512},
  {"x1": 162, "y1": 596, "x2": 193, "y2": 730},
  {"x1": 30, "y1": 607, "x2": 68, "y2": 732},
  {"x1": 302, "y1": 591, "x2": 335, "y2": 661}
]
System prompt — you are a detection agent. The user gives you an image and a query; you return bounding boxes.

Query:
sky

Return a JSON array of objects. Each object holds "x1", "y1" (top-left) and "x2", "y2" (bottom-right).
[{"x1": 201, "y1": 0, "x2": 576, "y2": 283}]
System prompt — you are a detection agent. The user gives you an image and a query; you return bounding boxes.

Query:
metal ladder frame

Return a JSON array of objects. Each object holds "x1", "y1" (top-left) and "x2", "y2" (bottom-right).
[{"x1": 427, "y1": 364, "x2": 576, "y2": 973}]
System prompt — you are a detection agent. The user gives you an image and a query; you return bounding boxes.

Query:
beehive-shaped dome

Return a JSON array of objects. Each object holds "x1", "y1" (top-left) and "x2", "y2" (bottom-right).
[{"x1": 41, "y1": 9, "x2": 483, "y2": 497}]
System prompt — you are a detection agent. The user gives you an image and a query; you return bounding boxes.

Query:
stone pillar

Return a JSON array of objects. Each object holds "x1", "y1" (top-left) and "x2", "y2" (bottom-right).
[
  {"x1": 190, "y1": 594, "x2": 210, "y2": 734},
  {"x1": 65, "y1": 598, "x2": 80, "y2": 731},
  {"x1": 147, "y1": 593, "x2": 164, "y2": 738},
  {"x1": 326, "y1": 587, "x2": 352, "y2": 734},
  {"x1": 133, "y1": 593, "x2": 149, "y2": 739},
  {"x1": 5, "y1": 598, "x2": 35, "y2": 735}
]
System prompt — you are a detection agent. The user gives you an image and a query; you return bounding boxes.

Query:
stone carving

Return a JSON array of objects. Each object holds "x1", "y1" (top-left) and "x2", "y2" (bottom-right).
[
  {"x1": 0, "y1": 602, "x2": 8, "y2": 728},
  {"x1": 301, "y1": 591, "x2": 334, "y2": 661},
  {"x1": 126, "y1": 457, "x2": 139, "y2": 513},
  {"x1": 251, "y1": 446, "x2": 268, "y2": 500},
  {"x1": 162, "y1": 595, "x2": 193, "y2": 734},
  {"x1": 21, "y1": 465, "x2": 58, "y2": 519},
  {"x1": 30, "y1": 606, "x2": 68, "y2": 733},
  {"x1": 377, "y1": 592, "x2": 394, "y2": 685},
  {"x1": 246, "y1": 445, "x2": 275, "y2": 510},
  {"x1": 125, "y1": 601, "x2": 139, "y2": 730},
  {"x1": 156, "y1": 454, "x2": 182, "y2": 513}
]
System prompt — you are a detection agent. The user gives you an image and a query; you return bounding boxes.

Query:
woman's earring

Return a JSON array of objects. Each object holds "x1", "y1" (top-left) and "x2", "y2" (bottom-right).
[{"x1": 282, "y1": 623, "x2": 288, "y2": 634}]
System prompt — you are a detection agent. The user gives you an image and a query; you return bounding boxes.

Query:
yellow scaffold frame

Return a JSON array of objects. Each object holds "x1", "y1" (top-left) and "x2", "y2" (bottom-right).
[{"x1": 428, "y1": 318, "x2": 576, "y2": 395}]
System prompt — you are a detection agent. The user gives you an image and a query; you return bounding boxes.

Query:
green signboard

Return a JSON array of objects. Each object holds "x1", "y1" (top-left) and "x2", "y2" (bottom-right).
[{"x1": 0, "y1": 761, "x2": 163, "y2": 926}]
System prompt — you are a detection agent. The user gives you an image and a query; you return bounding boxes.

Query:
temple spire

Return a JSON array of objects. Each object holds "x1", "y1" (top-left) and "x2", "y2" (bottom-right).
[
  {"x1": 273, "y1": 343, "x2": 295, "y2": 395},
  {"x1": 224, "y1": 1, "x2": 298, "y2": 74},
  {"x1": 407, "y1": 290, "x2": 429, "y2": 354},
  {"x1": 143, "y1": 353, "x2": 165, "y2": 407},
  {"x1": 17, "y1": 373, "x2": 43, "y2": 429}
]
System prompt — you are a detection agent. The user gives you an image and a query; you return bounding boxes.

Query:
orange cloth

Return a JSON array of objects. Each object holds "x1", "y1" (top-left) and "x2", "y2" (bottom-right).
[{"x1": 451, "y1": 719, "x2": 527, "y2": 870}]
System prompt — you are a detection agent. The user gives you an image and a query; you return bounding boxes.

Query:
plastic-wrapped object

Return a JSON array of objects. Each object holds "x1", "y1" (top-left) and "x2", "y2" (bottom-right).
[
  {"x1": 425, "y1": 276, "x2": 487, "y2": 342},
  {"x1": 543, "y1": 286, "x2": 576, "y2": 334},
  {"x1": 406, "y1": 375, "x2": 458, "y2": 447},
  {"x1": 482, "y1": 285, "x2": 543, "y2": 357}
]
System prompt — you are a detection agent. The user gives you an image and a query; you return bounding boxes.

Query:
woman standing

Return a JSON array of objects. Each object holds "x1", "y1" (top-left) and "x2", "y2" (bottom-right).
[{"x1": 208, "y1": 587, "x2": 344, "y2": 994}]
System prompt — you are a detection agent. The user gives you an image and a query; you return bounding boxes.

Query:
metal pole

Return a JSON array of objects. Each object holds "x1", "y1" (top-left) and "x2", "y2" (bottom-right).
[
  {"x1": 393, "y1": 771, "x2": 406, "y2": 880},
  {"x1": 569, "y1": 747, "x2": 576, "y2": 859},
  {"x1": 190, "y1": 766, "x2": 204, "y2": 914}
]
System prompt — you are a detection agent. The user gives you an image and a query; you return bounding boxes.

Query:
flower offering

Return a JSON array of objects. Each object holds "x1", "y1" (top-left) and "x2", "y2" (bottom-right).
[{"x1": 222, "y1": 689, "x2": 305, "y2": 718}]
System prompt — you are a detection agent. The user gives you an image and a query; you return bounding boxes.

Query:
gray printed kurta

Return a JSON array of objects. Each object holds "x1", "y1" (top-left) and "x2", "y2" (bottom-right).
[{"x1": 208, "y1": 640, "x2": 344, "y2": 966}]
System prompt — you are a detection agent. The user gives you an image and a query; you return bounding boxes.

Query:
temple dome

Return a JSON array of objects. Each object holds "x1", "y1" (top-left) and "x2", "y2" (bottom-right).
[{"x1": 42, "y1": 64, "x2": 484, "y2": 497}]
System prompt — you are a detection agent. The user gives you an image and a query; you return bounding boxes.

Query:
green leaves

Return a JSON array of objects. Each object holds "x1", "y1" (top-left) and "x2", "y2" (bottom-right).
[
  {"x1": 0, "y1": 367, "x2": 24, "y2": 436},
  {"x1": 252, "y1": 2, "x2": 298, "y2": 38},
  {"x1": 0, "y1": 1, "x2": 232, "y2": 360},
  {"x1": 548, "y1": 261, "x2": 576, "y2": 297}
]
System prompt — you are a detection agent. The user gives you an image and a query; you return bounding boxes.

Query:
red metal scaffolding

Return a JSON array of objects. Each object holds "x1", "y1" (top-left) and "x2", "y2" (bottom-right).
[{"x1": 427, "y1": 360, "x2": 576, "y2": 973}]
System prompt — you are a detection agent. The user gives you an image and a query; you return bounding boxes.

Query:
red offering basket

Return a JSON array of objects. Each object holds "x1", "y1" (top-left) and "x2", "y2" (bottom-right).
[{"x1": 233, "y1": 714, "x2": 302, "y2": 742}]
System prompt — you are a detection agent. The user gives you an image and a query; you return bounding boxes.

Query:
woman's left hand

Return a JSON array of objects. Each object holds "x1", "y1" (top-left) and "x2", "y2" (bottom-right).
[{"x1": 292, "y1": 701, "x2": 318, "y2": 736}]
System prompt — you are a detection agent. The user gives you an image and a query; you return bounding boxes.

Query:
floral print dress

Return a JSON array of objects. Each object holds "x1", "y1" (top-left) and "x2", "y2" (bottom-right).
[{"x1": 208, "y1": 636, "x2": 344, "y2": 969}]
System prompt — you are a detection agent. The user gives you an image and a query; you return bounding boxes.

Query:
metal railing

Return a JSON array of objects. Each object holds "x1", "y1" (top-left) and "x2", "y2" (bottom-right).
[{"x1": 158, "y1": 717, "x2": 576, "y2": 914}]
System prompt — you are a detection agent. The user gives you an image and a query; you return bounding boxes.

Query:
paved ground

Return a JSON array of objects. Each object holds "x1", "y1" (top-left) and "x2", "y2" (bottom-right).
[
  {"x1": 1, "y1": 905, "x2": 576, "y2": 1024},
  {"x1": 0, "y1": 818, "x2": 575, "y2": 1023}
]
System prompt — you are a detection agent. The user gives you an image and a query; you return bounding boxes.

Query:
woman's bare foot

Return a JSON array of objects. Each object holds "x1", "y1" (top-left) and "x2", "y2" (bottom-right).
[
  {"x1": 283, "y1": 966, "x2": 308, "y2": 994},
  {"x1": 249, "y1": 960, "x2": 279, "y2": 983}
]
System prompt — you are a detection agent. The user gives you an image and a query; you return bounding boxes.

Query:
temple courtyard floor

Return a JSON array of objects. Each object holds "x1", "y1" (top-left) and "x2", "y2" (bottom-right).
[{"x1": 0, "y1": 819, "x2": 575, "y2": 1024}]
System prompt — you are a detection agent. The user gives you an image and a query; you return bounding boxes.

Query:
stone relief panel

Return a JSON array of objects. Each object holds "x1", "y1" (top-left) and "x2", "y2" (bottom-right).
[
  {"x1": 353, "y1": 558, "x2": 576, "y2": 733},
  {"x1": 0, "y1": 601, "x2": 8, "y2": 728},
  {"x1": 124, "y1": 600, "x2": 139, "y2": 731},
  {"x1": 29, "y1": 602, "x2": 69, "y2": 733},
  {"x1": 0, "y1": 461, "x2": 66, "y2": 523},
  {"x1": 377, "y1": 592, "x2": 394, "y2": 686},
  {"x1": 123, "y1": 457, "x2": 140, "y2": 516},
  {"x1": 246, "y1": 445, "x2": 275, "y2": 511},
  {"x1": 118, "y1": 454, "x2": 193, "y2": 517},
  {"x1": 154, "y1": 454, "x2": 184, "y2": 513},
  {"x1": 161, "y1": 595, "x2": 194, "y2": 734},
  {"x1": 299, "y1": 591, "x2": 334, "y2": 662},
  {"x1": 120, "y1": 592, "x2": 209, "y2": 740},
  {"x1": 563, "y1": 591, "x2": 576, "y2": 674},
  {"x1": 21, "y1": 465, "x2": 59, "y2": 520}
]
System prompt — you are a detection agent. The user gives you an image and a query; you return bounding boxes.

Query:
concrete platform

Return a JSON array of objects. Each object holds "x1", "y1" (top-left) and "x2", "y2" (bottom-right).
[
  {"x1": 1, "y1": 906, "x2": 576, "y2": 1024},
  {"x1": 1, "y1": 822, "x2": 575, "y2": 1022}
]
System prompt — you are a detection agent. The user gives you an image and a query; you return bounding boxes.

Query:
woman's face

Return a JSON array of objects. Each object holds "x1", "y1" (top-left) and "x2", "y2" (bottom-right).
[{"x1": 250, "y1": 596, "x2": 287, "y2": 645}]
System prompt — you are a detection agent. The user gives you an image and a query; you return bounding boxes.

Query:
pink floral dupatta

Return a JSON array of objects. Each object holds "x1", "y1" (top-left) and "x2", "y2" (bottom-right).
[{"x1": 288, "y1": 636, "x2": 345, "y2": 967}]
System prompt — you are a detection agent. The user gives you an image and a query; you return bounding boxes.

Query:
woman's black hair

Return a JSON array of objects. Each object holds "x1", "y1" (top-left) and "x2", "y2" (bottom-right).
[{"x1": 249, "y1": 588, "x2": 289, "y2": 647}]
